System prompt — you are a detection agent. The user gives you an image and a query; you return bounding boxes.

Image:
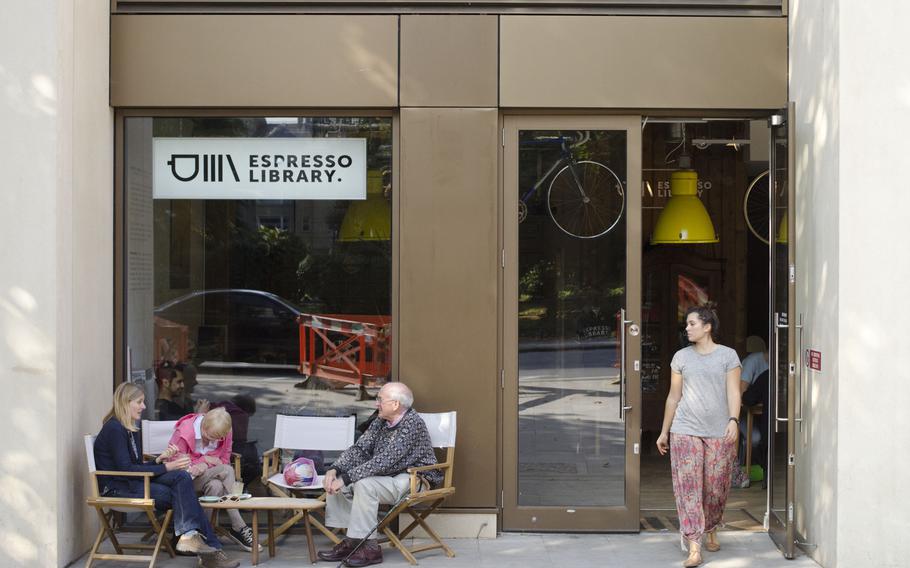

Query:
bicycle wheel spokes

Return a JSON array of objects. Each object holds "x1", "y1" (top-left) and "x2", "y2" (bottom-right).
[
  {"x1": 744, "y1": 170, "x2": 770, "y2": 244},
  {"x1": 547, "y1": 161, "x2": 625, "y2": 238}
]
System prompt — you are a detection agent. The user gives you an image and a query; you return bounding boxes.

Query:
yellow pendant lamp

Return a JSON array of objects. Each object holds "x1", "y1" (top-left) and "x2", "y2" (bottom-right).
[
  {"x1": 776, "y1": 210, "x2": 788, "y2": 244},
  {"x1": 339, "y1": 170, "x2": 391, "y2": 242},
  {"x1": 650, "y1": 170, "x2": 719, "y2": 244}
]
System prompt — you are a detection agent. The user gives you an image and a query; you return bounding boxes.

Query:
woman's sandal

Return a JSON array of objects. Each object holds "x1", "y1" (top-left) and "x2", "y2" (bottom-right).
[
  {"x1": 683, "y1": 541, "x2": 703, "y2": 567},
  {"x1": 705, "y1": 530, "x2": 721, "y2": 552}
]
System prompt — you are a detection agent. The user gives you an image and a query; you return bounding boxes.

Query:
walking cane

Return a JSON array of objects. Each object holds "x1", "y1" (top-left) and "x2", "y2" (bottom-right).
[{"x1": 336, "y1": 493, "x2": 410, "y2": 568}]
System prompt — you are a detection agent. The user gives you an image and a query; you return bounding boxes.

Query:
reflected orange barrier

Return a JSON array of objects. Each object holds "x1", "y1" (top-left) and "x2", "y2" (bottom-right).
[{"x1": 298, "y1": 314, "x2": 391, "y2": 390}]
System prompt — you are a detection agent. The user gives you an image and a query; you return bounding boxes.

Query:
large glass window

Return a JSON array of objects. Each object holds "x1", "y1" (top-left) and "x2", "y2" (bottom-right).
[{"x1": 124, "y1": 116, "x2": 393, "y2": 471}]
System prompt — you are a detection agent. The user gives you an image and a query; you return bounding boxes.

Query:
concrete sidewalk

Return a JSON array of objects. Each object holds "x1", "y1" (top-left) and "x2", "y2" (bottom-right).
[{"x1": 71, "y1": 531, "x2": 820, "y2": 568}]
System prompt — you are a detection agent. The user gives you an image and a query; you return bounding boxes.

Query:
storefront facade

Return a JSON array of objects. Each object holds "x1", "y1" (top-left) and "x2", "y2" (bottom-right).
[{"x1": 3, "y1": 1, "x2": 909, "y2": 567}]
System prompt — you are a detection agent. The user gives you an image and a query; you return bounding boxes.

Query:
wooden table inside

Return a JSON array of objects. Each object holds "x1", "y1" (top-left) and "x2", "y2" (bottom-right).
[{"x1": 201, "y1": 497, "x2": 325, "y2": 565}]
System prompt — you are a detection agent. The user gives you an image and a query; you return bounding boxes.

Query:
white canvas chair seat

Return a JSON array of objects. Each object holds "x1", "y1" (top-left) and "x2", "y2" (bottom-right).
[
  {"x1": 377, "y1": 411, "x2": 457, "y2": 565},
  {"x1": 262, "y1": 414, "x2": 356, "y2": 544},
  {"x1": 140, "y1": 419, "x2": 178, "y2": 457},
  {"x1": 84, "y1": 434, "x2": 175, "y2": 568}
]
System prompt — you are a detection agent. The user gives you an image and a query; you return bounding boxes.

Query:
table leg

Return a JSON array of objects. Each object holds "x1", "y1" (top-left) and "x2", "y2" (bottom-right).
[
  {"x1": 268, "y1": 511, "x2": 276, "y2": 558},
  {"x1": 252, "y1": 510, "x2": 260, "y2": 566},
  {"x1": 304, "y1": 512, "x2": 316, "y2": 564},
  {"x1": 745, "y1": 409, "x2": 754, "y2": 475}
]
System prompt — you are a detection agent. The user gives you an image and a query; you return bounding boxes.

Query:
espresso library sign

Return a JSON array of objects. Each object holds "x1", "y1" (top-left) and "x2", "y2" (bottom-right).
[{"x1": 153, "y1": 137, "x2": 367, "y2": 200}]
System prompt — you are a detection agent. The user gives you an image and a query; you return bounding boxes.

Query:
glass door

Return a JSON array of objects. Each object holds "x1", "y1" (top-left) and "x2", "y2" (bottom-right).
[
  {"x1": 768, "y1": 104, "x2": 798, "y2": 557},
  {"x1": 502, "y1": 116, "x2": 641, "y2": 531}
]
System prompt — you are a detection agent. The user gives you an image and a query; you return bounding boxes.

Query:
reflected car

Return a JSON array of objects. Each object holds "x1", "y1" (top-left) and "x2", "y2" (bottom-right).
[{"x1": 154, "y1": 289, "x2": 303, "y2": 366}]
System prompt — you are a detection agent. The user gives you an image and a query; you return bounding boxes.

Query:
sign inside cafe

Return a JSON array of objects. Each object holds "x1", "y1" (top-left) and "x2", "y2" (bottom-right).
[{"x1": 153, "y1": 137, "x2": 366, "y2": 200}]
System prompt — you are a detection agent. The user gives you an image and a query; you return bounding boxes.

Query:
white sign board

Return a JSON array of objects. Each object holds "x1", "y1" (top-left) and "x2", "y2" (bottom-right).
[{"x1": 153, "y1": 137, "x2": 367, "y2": 200}]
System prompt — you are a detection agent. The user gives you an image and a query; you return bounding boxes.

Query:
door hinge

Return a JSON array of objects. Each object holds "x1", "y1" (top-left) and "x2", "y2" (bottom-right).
[
  {"x1": 501, "y1": 248, "x2": 505, "y2": 268},
  {"x1": 501, "y1": 128, "x2": 505, "y2": 147},
  {"x1": 501, "y1": 490, "x2": 504, "y2": 505},
  {"x1": 789, "y1": 264, "x2": 796, "y2": 283},
  {"x1": 500, "y1": 368, "x2": 504, "y2": 389}
]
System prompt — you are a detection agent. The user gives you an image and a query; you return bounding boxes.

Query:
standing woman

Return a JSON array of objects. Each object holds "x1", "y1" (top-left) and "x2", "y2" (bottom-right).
[
  {"x1": 93, "y1": 382, "x2": 239, "y2": 568},
  {"x1": 656, "y1": 306, "x2": 742, "y2": 567}
]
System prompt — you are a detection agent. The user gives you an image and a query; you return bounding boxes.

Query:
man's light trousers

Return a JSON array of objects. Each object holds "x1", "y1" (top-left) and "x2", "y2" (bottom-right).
[{"x1": 325, "y1": 473, "x2": 411, "y2": 539}]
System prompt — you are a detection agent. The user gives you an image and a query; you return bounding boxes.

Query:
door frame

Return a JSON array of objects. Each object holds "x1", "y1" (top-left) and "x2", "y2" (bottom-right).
[
  {"x1": 500, "y1": 114, "x2": 642, "y2": 531},
  {"x1": 767, "y1": 102, "x2": 798, "y2": 557}
]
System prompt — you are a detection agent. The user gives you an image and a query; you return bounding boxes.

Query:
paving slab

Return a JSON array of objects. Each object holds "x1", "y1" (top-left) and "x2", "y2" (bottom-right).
[{"x1": 71, "y1": 530, "x2": 820, "y2": 568}]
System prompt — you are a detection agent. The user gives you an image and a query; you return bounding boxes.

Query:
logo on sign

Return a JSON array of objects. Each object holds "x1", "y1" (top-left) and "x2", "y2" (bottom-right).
[
  {"x1": 167, "y1": 154, "x2": 240, "y2": 183},
  {"x1": 153, "y1": 137, "x2": 367, "y2": 201}
]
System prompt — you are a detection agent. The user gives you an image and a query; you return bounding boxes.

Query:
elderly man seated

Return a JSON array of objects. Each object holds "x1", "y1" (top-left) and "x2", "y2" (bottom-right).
[{"x1": 317, "y1": 382, "x2": 441, "y2": 567}]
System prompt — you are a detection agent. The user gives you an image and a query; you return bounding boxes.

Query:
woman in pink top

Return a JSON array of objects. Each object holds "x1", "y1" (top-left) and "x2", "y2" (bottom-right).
[{"x1": 165, "y1": 407, "x2": 260, "y2": 552}]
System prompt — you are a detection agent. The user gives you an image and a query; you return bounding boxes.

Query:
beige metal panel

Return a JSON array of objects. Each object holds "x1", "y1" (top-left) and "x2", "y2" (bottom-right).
[
  {"x1": 400, "y1": 15, "x2": 498, "y2": 107},
  {"x1": 399, "y1": 108, "x2": 499, "y2": 508},
  {"x1": 501, "y1": 16, "x2": 787, "y2": 109},
  {"x1": 111, "y1": 15, "x2": 398, "y2": 107}
]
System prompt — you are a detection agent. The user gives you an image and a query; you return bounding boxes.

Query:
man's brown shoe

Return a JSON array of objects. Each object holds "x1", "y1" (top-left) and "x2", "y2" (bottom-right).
[
  {"x1": 197, "y1": 550, "x2": 240, "y2": 568},
  {"x1": 317, "y1": 538, "x2": 356, "y2": 562},
  {"x1": 344, "y1": 541, "x2": 383, "y2": 567}
]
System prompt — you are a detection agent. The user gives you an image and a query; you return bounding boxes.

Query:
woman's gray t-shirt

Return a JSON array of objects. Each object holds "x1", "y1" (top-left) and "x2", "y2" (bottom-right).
[{"x1": 669, "y1": 345, "x2": 741, "y2": 438}]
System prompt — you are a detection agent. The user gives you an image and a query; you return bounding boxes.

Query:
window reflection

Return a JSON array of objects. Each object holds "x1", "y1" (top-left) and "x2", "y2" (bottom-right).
[{"x1": 125, "y1": 117, "x2": 392, "y2": 487}]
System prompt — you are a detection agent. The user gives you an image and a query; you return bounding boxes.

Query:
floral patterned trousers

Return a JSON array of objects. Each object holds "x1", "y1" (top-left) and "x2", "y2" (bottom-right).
[{"x1": 670, "y1": 432, "x2": 736, "y2": 543}]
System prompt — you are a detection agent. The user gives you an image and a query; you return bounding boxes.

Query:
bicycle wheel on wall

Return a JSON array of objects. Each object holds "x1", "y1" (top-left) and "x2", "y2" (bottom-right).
[{"x1": 547, "y1": 160, "x2": 625, "y2": 239}]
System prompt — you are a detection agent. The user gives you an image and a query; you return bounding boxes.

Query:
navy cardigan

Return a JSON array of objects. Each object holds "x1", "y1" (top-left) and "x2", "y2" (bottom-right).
[{"x1": 93, "y1": 418, "x2": 166, "y2": 494}]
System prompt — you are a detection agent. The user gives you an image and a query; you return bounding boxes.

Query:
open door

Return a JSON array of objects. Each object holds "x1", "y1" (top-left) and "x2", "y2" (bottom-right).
[
  {"x1": 768, "y1": 103, "x2": 799, "y2": 557},
  {"x1": 502, "y1": 116, "x2": 642, "y2": 531}
]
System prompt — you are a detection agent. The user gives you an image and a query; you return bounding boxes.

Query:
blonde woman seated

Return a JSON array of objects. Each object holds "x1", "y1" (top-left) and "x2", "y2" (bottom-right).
[
  {"x1": 162, "y1": 407, "x2": 260, "y2": 552},
  {"x1": 94, "y1": 383, "x2": 239, "y2": 568}
]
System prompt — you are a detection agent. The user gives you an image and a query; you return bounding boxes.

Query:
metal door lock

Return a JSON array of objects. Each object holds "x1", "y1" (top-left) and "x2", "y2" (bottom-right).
[{"x1": 628, "y1": 324, "x2": 640, "y2": 336}]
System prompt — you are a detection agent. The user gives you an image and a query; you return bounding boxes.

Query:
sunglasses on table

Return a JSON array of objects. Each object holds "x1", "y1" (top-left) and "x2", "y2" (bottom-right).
[{"x1": 200, "y1": 494, "x2": 250, "y2": 503}]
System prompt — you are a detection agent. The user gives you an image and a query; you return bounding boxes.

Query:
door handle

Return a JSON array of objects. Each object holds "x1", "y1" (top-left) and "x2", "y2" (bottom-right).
[
  {"x1": 619, "y1": 309, "x2": 634, "y2": 422},
  {"x1": 795, "y1": 314, "x2": 804, "y2": 429},
  {"x1": 774, "y1": 312, "x2": 786, "y2": 429}
]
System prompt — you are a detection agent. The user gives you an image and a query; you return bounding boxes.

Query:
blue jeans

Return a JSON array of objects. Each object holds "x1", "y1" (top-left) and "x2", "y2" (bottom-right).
[{"x1": 110, "y1": 470, "x2": 221, "y2": 549}]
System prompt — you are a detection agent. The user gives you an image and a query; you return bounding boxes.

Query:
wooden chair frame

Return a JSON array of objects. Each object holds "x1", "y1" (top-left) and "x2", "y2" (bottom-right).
[
  {"x1": 377, "y1": 412, "x2": 457, "y2": 565},
  {"x1": 261, "y1": 415, "x2": 356, "y2": 545},
  {"x1": 84, "y1": 435, "x2": 175, "y2": 568}
]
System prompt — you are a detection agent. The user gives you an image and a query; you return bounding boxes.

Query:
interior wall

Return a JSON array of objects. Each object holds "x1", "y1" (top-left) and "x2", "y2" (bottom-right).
[{"x1": 835, "y1": 2, "x2": 910, "y2": 567}]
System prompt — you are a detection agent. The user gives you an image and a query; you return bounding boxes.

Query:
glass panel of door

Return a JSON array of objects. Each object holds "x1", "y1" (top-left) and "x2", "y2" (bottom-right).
[{"x1": 503, "y1": 116, "x2": 641, "y2": 531}]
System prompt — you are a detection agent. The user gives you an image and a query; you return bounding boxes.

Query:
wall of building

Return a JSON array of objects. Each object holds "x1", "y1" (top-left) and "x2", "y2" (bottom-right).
[
  {"x1": 794, "y1": 1, "x2": 910, "y2": 566},
  {"x1": 835, "y1": 2, "x2": 910, "y2": 566},
  {"x1": 0, "y1": 1, "x2": 112, "y2": 566},
  {"x1": 790, "y1": 0, "x2": 840, "y2": 565},
  {"x1": 64, "y1": 0, "x2": 115, "y2": 563}
]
